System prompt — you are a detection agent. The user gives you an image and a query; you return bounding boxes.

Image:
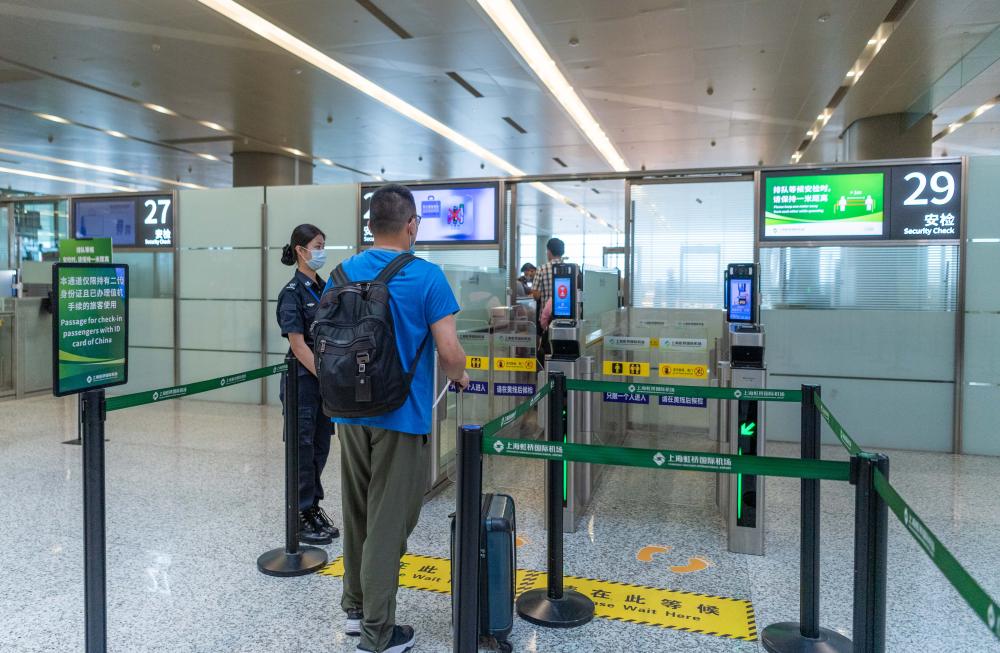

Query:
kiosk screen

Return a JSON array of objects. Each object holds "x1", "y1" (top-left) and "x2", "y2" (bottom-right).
[
  {"x1": 727, "y1": 277, "x2": 754, "y2": 323},
  {"x1": 552, "y1": 273, "x2": 575, "y2": 320}
]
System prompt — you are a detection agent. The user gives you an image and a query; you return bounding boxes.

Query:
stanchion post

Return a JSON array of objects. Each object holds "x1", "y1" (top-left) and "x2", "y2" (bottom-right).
[
  {"x1": 453, "y1": 419, "x2": 482, "y2": 653},
  {"x1": 516, "y1": 371, "x2": 594, "y2": 628},
  {"x1": 81, "y1": 388, "x2": 107, "y2": 653},
  {"x1": 257, "y1": 355, "x2": 328, "y2": 576},
  {"x1": 852, "y1": 453, "x2": 889, "y2": 653},
  {"x1": 761, "y1": 385, "x2": 851, "y2": 653}
]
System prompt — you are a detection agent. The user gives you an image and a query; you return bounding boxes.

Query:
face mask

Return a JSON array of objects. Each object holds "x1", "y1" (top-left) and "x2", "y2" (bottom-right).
[{"x1": 306, "y1": 249, "x2": 327, "y2": 271}]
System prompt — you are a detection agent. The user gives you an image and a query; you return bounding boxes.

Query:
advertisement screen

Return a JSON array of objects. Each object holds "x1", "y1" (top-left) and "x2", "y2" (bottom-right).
[
  {"x1": 763, "y1": 172, "x2": 885, "y2": 239},
  {"x1": 52, "y1": 263, "x2": 129, "y2": 396},
  {"x1": 553, "y1": 276, "x2": 573, "y2": 318},
  {"x1": 73, "y1": 195, "x2": 173, "y2": 248},
  {"x1": 727, "y1": 277, "x2": 753, "y2": 323},
  {"x1": 74, "y1": 199, "x2": 136, "y2": 246},
  {"x1": 361, "y1": 183, "x2": 499, "y2": 246}
]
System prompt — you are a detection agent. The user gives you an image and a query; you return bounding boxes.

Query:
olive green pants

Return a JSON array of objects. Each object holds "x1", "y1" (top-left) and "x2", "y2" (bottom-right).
[{"x1": 339, "y1": 424, "x2": 430, "y2": 652}]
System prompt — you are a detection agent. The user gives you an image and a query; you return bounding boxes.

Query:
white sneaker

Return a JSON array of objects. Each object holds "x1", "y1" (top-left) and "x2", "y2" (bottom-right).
[{"x1": 356, "y1": 625, "x2": 415, "y2": 653}]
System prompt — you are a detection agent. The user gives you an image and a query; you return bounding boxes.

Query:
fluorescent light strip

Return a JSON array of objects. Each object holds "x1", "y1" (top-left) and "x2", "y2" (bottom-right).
[
  {"x1": 476, "y1": 0, "x2": 628, "y2": 172},
  {"x1": 0, "y1": 146, "x2": 205, "y2": 189},
  {"x1": 196, "y1": 0, "x2": 617, "y2": 231},
  {"x1": 790, "y1": 18, "x2": 902, "y2": 163},
  {"x1": 143, "y1": 102, "x2": 177, "y2": 116},
  {"x1": 933, "y1": 94, "x2": 1000, "y2": 142},
  {"x1": 0, "y1": 165, "x2": 134, "y2": 192},
  {"x1": 35, "y1": 112, "x2": 70, "y2": 124},
  {"x1": 105, "y1": 130, "x2": 127, "y2": 139}
]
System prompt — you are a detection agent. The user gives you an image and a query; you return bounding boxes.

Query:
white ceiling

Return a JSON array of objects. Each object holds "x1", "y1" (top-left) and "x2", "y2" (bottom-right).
[{"x1": 0, "y1": 0, "x2": 996, "y2": 213}]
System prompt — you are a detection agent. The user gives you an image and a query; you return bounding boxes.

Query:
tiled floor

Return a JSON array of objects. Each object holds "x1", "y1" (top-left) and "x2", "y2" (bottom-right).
[{"x1": 0, "y1": 394, "x2": 997, "y2": 652}]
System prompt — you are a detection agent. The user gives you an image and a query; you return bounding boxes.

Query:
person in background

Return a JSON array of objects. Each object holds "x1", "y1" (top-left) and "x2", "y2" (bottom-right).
[
  {"x1": 516, "y1": 262, "x2": 536, "y2": 298},
  {"x1": 276, "y1": 224, "x2": 340, "y2": 546},
  {"x1": 532, "y1": 237, "x2": 565, "y2": 310},
  {"x1": 532, "y1": 237, "x2": 565, "y2": 359},
  {"x1": 327, "y1": 184, "x2": 470, "y2": 653}
]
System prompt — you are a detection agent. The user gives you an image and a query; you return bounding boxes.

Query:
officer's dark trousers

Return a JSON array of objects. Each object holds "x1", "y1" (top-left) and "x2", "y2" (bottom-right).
[{"x1": 281, "y1": 372, "x2": 333, "y2": 511}]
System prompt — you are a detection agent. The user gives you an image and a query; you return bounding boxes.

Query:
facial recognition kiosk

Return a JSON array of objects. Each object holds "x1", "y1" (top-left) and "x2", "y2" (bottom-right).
[
  {"x1": 545, "y1": 263, "x2": 595, "y2": 533},
  {"x1": 718, "y1": 263, "x2": 766, "y2": 555}
]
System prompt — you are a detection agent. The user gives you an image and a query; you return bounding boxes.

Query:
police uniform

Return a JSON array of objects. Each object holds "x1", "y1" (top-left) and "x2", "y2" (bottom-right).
[{"x1": 276, "y1": 269, "x2": 333, "y2": 514}]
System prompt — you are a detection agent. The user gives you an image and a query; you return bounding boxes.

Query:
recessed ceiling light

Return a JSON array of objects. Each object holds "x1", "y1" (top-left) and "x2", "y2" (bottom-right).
[
  {"x1": 143, "y1": 103, "x2": 176, "y2": 116},
  {"x1": 845, "y1": 71, "x2": 855, "y2": 78},
  {"x1": 806, "y1": 130, "x2": 815, "y2": 136},
  {"x1": 197, "y1": 153, "x2": 220, "y2": 161},
  {"x1": 106, "y1": 130, "x2": 127, "y2": 138},
  {"x1": 199, "y1": 120, "x2": 226, "y2": 132},
  {"x1": 0, "y1": 165, "x2": 134, "y2": 192},
  {"x1": 477, "y1": 0, "x2": 628, "y2": 172},
  {"x1": 318, "y1": 157, "x2": 333, "y2": 166},
  {"x1": 817, "y1": 13, "x2": 830, "y2": 23},
  {"x1": 35, "y1": 113, "x2": 70, "y2": 124},
  {"x1": 868, "y1": 38, "x2": 878, "y2": 45}
]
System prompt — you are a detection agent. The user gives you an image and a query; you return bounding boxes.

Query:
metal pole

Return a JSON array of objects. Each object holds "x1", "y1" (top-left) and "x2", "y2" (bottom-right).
[
  {"x1": 851, "y1": 453, "x2": 889, "y2": 653},
  {"x1": 257, "y1": 355, "x2": 328, "y2": 576},
  {"x1": 800, "y1": 385, "x2": 821, "y2": 637},
  {"x1": 81, "y1": 389, "x2": 107, "y2": 653},
  {"x1": 761, "y1": 386, "x2": 851, "y2": 653},
  {"x1": 516, "y1": 372, "x2": 594, "y2": 628},
  {"x1": 546, "y1": 371, "x2": 566, "y2": 601},
  {"x1": 453, "y1": 420, "x2": 482, "y2": 653}
]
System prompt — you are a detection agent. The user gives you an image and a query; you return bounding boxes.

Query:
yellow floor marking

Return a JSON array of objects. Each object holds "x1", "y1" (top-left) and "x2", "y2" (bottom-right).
[
  {"x1": 319, "y1": 553, "x2": 756, "y2": 641},
  {"x1": 515, "y1": 536, "x2": 528, "y2": 548},
  {"x1": 636, "y1": 545, "x2": 672, "y2": 562},
  {"x1": 670, "y1": 557, "x2": 712, "y2": 574}
]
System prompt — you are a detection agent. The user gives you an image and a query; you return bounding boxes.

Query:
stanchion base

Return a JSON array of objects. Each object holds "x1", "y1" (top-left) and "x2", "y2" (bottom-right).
[
  {"x1": 761, "y1": 623, "x2": 852, "y2": 653},
  {"x1": 62, "y1": 439, "x2": 108, "y2": 445},
  {"x1": 516, "y1": 589, "x2": 595, "y2": 629},
  {"x1": 256, "y1": 546, "x2": 328, "y2": 577}
]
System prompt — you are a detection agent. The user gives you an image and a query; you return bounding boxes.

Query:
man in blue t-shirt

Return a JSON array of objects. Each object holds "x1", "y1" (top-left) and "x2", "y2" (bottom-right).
[{"x1": 325, "y1": 184, "x2": 469, "y2": 653}]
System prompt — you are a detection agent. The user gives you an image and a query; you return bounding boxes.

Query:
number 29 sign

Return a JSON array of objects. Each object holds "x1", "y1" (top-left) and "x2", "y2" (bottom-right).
[{"x1": 890, "y1": 163, "x2": 961, "y2": 240}]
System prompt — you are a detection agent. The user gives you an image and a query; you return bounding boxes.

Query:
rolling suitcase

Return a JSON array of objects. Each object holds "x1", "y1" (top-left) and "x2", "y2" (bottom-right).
[{"x1": 451, "y1": 492, "x2": 516, "y2": 653}]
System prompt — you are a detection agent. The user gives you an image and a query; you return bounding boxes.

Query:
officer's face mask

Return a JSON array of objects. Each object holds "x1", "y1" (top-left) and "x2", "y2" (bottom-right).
[{"x1": 306, "y1": 248, "x2": 327, "y2": 271}]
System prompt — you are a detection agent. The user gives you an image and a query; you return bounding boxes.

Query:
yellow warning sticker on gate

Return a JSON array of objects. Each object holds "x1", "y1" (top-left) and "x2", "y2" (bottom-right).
[
  {"x1": 466, "y1": 356, "x2": 488, "y2": 371},
  {"x1": 494, "y1": 357, "x2": 537, "y2": 372},
  {"x1": 603, "y1": 360, "x2": 651, "y2": 377},
  {"x1": 320, "y1": 554, "x2": 756, "y2": 641},
  {"x1": 659, "y1": 363, "x2": 708, "y2": 379}
]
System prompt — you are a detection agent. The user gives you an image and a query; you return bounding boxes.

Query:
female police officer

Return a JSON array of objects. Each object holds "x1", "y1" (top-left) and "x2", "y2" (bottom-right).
[{"x1": 277, "y1": 224, "x2": 339, "y2": 545}]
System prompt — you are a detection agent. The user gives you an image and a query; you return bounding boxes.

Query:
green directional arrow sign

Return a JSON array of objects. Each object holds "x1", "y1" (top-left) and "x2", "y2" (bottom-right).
[{"x1": 740, "y1": 422, "x2": 756, "y2": 437}]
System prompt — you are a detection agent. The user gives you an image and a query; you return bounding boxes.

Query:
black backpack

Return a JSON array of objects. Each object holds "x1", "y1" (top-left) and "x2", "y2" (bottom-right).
[{"x1": 311, "y1": 253, "x2": 430, "y2": 418}]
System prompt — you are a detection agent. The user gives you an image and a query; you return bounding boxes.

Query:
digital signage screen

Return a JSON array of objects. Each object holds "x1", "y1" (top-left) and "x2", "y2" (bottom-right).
[
  {"x1": 361, "y1": 182, "x2": 499, "y2": 246},
  {"x1": 553, "y1": 276, "x2": 574, "y2": 318},
  {"x1": 763, "y1": 171, "x2": 885, "y2": 239},
  {"x1": 727, "y1": 277, "x2": 754, "y2": 323},
  {"x1": 73, "y1": 194, "x2": 173, "y2": 249}
]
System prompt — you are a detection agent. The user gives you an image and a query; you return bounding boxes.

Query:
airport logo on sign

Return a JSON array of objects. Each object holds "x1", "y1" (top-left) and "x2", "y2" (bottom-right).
[
  {"x1": 152, "y1": 392, "x2": 159, "y2": 401},
  {"x1": 653, "y1": 452, "x2": 666, "y2": 467},
  {"x1": 493, "y1": 440, "x2": 506, "y2": 454},
  {"x1": 87, "y1": 376, "x2": 93, "y2": 384},
  {"x1": 733, "y1": 390, "x2": 742, "y2": 399}
]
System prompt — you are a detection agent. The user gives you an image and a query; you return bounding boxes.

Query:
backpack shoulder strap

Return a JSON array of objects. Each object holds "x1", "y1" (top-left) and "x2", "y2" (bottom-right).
[
  {"x1": 330, "y1": 263, "x2": 350, "y2": 287},
  {"x1": 375, "y1": 252, "x2": 416, "y2": 284}
]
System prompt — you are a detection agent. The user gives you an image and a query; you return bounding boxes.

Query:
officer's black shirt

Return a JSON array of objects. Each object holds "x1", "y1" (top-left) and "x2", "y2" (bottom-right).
[{"x1": 276, "y1": 269, "x2": 324, "y2": 354}]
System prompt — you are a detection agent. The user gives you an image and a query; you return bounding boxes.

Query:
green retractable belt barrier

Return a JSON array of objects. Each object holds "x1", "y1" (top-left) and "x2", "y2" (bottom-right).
[
  {"x1": 564, "y1": 378, "x2": 802, "y2": 403},
  {"x1": 481, "y1": 382, "x2": 552, "y2": 438},
  {"x1": 816, "y1": 395, "x2": 863, "y2": 456},
  {"x1": 105, "y1": 363, "x2": 288, "y2": 411},
  {"x1": 874, "y1": 469, "x2": 1000, "y2": 641},
  {"x1": 482, "y1": 435, "x2": 851, "y2": 482}
]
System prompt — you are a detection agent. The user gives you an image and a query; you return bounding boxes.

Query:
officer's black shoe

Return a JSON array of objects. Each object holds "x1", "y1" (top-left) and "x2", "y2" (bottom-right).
[
  {"x1": 298, "y1": 511, "x2": 333, "y2": 545},
  {"x1": 309, "y1": 505, "x2": 341, "y2": 539}
]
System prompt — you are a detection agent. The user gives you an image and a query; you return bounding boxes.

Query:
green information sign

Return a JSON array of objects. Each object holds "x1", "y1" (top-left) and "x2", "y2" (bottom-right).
[
  {"x1": 52, "y1": 263, "x2": 129, "y2": 396},
  {"x1": 763, "y1": 172, "x2": 885, "y2": 239},
  {"x1": 58, "y1": 238, "x2": 113, "y2": 263}
]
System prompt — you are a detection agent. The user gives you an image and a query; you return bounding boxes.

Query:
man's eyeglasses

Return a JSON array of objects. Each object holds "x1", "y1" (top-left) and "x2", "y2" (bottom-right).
[{"x1": 411, "y1": 215, "x2": 422, "y2": 227}]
